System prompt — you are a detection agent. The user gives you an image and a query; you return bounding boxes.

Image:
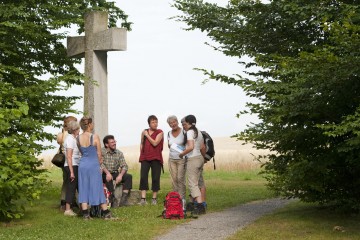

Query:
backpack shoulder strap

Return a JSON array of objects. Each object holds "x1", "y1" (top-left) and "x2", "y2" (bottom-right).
[{"x1": 142, "y1": 129, "x2": 148, "y2": 153}]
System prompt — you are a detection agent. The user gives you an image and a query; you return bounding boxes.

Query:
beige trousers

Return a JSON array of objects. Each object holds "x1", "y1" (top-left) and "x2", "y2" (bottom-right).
[
  {"x1": 186, "y1": 155, "x2": 204, "y2": 199},
  {"x1": 168, "y1": 158, "x2": 187, "y2": 199}
]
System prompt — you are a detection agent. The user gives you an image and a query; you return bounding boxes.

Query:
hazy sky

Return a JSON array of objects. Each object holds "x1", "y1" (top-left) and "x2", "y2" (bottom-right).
[{"x1": 59, "y1": 0, "x2": 258, "y2": 148}]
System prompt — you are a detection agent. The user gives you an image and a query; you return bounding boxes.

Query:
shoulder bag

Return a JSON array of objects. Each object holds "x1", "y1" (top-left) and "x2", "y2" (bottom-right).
[{"x1": 52, "y1": 133, "x2": 66, "y2": 167}]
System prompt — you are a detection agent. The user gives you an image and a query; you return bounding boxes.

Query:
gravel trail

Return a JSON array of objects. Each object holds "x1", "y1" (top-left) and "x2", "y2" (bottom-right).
[{"x1": 155, "y1": 198, "x2": 291, "y2": 240}]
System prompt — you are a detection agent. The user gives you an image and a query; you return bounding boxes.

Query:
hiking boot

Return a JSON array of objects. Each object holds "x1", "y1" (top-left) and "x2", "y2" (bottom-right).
[
  {"x1": 119, "y1": 192, "x2": 130, "y2": 207},
  {"x1": 64, "y1": 209, "x2": 77, "y2": 216},
  {"x1": 202, "y1": 202, "x2": 207, "y2": 210},
  {"x1": 83, "y1": 214, "x2": 92, "y2": 220},
  {"x1": 198, "y1": 203, "x2": 206, "y2": 215},
  {"x1": 103, "y1": 211, "x2": 118, "y2": 220},
  {"x1": 186, "y1": 202, "x2": 195, "y2": 212},
  {"x1": 193, "y1": 203, "x2": 206, "y2": 216},
  {"x1": 138, "y1": 198, "x2": 147, "y2": 206},
  {"x1": 151, "y1": 198, "x2": 157, "y2": 205}
]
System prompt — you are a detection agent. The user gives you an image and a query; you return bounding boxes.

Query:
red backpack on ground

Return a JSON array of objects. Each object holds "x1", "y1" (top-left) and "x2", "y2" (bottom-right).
[{"x1": 162, "y1": 191, "x2": 184, "y2": 220}]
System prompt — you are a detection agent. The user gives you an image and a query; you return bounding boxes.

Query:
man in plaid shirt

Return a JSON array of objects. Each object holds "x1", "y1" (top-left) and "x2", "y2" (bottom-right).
[{"x1": 101, "y1": 135, "x2": 133, "y2": 207}]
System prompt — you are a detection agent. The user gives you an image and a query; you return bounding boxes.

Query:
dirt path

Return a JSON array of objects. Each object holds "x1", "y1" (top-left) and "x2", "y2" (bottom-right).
[{"x1": 155, "y1": 198, "x2": 292, "y2": 240}]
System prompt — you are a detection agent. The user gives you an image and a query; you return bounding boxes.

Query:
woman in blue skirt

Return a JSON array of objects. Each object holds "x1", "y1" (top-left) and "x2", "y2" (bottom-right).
[{"x1": 77, "y1": 116, "x2": 114, "y2": 220}]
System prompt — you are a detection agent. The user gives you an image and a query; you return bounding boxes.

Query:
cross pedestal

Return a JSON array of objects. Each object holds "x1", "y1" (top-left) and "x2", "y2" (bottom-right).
[{"x1": 67, "y1": 11, "x2": 127, "y2": 140}]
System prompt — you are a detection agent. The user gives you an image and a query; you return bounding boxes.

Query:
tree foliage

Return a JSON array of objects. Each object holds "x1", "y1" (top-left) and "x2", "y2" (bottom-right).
[
  {"x1": 174, "y1": 0, "x2": 360, "y2": 210},
  {"x1": 0, "y1": 0, "x2": 131, "y2": 221}
]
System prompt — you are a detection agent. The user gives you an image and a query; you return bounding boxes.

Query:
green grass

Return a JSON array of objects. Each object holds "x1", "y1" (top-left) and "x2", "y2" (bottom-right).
[
  {"x1": 0, "y1": 168, "x2": 272, "y2": 240},
  {"x1": 4, "y1": 168, "x2": 360, "y2": 240},
  {"x1": 228, "y1": 201, "x2": 360, "y2": 240}
]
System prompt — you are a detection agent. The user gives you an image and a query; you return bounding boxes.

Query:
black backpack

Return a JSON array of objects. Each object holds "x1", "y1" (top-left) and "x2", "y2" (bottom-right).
[{"x1": 201, "y1": 131, "x2": 216, "y2": 170}]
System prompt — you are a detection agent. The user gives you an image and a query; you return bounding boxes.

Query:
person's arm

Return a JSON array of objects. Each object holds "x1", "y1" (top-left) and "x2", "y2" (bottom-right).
[
  {"x1": 179, "y1": 139, "x2": 194, "y2": 159},
  {"x1": 115, "y1": 168, "x2": 127, "y2": 185},
  {"x1": 56, "y1": 132, "x2": 64, "y2": 145},
  {"x1": 144, "y1": 130, "x2": 163, "y2": 147},
  {"x1": 167, "y1": 131, "x2": 171, "y2": 148},
  {"x1": 100, "y1": 150, "x2": 112, "y2": 182},
  {"x1": 94, "y1": 134, "x2": 102, "y2": 164},
  {"x1": 140, "y1": 131, "x2": 145, "y2": 152},
  {"x1": 115, "y1": 151, "x2": 127, "y2": 184},
  {"x1": 101, "y1": 163, "x2": 111, "y2": 175},
  {"x1": 66, "y1": 148, "x2": 75, "y2": 182}
]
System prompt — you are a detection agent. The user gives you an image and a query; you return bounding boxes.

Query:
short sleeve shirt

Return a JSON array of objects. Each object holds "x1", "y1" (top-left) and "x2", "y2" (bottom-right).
[
  {"x1": 168, "y1": 129, "x2": 185, "y2": 159},
  {"x1": 64, "y1": 134, "x2": 81, "y2": 166},
  {"x1": 186, "y1": 129, "x2": 203, "y2": 158},
  {"x1": 101, "y1": 148, "x2": 128, "y2": 172}
]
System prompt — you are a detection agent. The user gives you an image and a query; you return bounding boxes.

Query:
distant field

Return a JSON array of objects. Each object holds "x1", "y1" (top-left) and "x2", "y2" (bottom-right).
[{"x1": 38, "y1": 136, "x2": 270, "y2": 171}]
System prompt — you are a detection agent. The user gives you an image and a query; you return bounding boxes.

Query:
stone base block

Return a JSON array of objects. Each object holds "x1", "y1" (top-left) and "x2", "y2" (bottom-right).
[
  {"x1": 128, "y1": 190, "x2": 141, "y2": 205},
  {"x1": 111, "y1": 182, "x2": 141, "y2": 207}
]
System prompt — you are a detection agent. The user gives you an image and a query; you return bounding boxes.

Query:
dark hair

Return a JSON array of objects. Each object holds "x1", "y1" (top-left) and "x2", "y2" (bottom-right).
[
  {"x1": 103, "y1": 135, "x2": 115, "y2": 147},
  {"x1": 185, "y1": 114, "x2": 198, "y2": 138},
  {"x1": 147, "y1": 115, "x2": 158, "y2": 124}
]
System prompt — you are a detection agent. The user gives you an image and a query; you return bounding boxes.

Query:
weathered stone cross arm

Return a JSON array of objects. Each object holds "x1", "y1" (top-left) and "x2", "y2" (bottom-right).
[{"x1": 67, "y1": 28, "x2": 127, "y2": 58}]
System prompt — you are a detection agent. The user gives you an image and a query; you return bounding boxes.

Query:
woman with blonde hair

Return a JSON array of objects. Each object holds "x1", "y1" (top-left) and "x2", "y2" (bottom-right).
[
  {"x1": 56, "y1": 115, "x2": 77, "y2": 211},
  {"x1": 63, "y1": 120, "x2": 81, "y2": 216},
  {"x1": 77, "y1": 116, "x2": 114, "y2": 220}
]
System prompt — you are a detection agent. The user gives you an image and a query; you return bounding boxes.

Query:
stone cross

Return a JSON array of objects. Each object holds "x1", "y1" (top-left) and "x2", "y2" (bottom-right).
[{"x1": 67, "y1": 11, "x2": 127, "y2": 140}]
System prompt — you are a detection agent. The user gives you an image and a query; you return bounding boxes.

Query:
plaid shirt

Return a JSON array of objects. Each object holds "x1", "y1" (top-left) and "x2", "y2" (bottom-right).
[{"x1": 101, "y1": 147, "x2": 128, "y2": 172}]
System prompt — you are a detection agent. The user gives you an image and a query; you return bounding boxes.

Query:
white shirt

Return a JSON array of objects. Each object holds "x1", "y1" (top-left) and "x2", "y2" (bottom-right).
[
  {"x1": 168, "y1": 129, "x2": 185, "y2": 159},
  {"x1": 64, "y1": 134, "x2": 81, "y2": 166},
  {"x1": 186, "y1": 129, "x2": 203, "y2": 158}
]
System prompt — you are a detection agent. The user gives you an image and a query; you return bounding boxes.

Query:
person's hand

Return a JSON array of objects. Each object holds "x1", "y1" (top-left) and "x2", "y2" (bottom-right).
[
  {"x1": 70, "y1": 173, "x2": 75, "y2": 182},
  {"x1": 179, "y1": 153, "x2": 183, "y2": 159},
  {"x1": 106, "y1": 173, "x2": 112, "y2": 182},
  {"x1": 115, "y1": 175, "x2": 123, "y2": 185},
  {"x1": 143, "y1": 130, "x2": 149, "y2": 138}
]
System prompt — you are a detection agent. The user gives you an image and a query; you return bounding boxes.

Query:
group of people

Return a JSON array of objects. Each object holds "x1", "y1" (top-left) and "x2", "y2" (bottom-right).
[
  {"x1": 166, "y1": 115, "x2": 207, "y2": 215},
  {"x1": 56, "y1": 114, "x2": 207, "y2": 220},
  {"x1": 57, "y1": 116, "x2": 131, "y2": 220}
]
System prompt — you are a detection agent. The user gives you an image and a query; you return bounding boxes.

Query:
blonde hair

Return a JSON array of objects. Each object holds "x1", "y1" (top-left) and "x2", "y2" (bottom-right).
[
  {"x1": 67, "y1": 120, "x2": 80, "y2": 134},
  {"x1": 80, "y1": 116, "x2": 92, "y2": 131}
]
